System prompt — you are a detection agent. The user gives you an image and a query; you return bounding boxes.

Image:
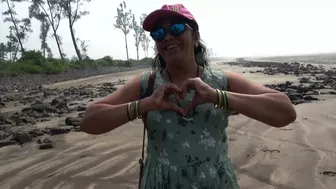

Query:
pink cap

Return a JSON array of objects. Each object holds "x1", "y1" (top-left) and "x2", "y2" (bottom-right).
[{"x1": 142, "y1": 4, "x2": 198, "y2": 31}]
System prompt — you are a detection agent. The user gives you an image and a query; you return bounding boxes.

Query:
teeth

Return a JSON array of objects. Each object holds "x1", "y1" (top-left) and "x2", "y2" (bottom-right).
[{"x1": 166, "y1": 44, "x2": 179, "y2": 50}]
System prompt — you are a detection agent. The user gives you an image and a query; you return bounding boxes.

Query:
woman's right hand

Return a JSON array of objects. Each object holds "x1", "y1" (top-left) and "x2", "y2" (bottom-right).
[{"x1": 146, "y1": 83, "x2": 184, "y2": 115}]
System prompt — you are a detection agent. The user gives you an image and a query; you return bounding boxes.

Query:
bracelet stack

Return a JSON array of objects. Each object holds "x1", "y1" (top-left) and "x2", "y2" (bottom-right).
[
  {"x1": 126, "y1": 100, "x2": 142, "y2": 121},
  {"x1": 214, "y1": 89, "x2": 228, "y2": 110}
]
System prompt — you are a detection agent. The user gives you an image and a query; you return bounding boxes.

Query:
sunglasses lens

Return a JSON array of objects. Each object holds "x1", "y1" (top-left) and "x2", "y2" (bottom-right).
[
  {"x1": 170, "y1": 23, "x2": 185, "y2": 36},
  {"x1": 150, "y1": 24, "x2": 186, "y2": 41},
  {"x1": 150, "y1": 28, "x2": 165, "y2": 41}
]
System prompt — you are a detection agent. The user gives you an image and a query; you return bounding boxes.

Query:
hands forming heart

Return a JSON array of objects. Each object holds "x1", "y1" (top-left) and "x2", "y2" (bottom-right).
[{"x1": 148, "y1": 77, "x2": 216, "y2": 116}]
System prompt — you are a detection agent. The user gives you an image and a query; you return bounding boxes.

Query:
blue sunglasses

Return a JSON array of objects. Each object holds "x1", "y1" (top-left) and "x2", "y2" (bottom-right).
[{"x1": 150, "y1": 23, "x2": 193, "y2": 41}]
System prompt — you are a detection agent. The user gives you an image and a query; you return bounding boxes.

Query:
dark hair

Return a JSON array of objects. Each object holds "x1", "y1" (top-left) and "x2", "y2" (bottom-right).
[{"x1": 151, "y1": 20, "x2": 209, "y2": 70}]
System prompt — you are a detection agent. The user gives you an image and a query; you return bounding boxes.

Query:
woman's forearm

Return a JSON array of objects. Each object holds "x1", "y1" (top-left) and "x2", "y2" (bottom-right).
[
  {"x1": 208, "y1": 88, "x2": 296, "y2": 127},
  {"x1": 226, "y1": 92, "x2": 296, "y2": 127},
  {"x1": 80, "y1": 97, "x2": 154, "y2": 135}
]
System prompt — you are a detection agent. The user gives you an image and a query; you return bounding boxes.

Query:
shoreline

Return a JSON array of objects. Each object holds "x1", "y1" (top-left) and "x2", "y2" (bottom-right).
[
  {"x1": 1, "y1": 60, "x2": 336, "y2": 147},
  {"x1": 1, "y1": 59, "x2": 335, "y2": 94},
  {"x1": 0, "y1": 64, "x2": 150, "y2": 94},
  {"x1": 0, "y1": 61, "x2": 336, "y2": 189}
]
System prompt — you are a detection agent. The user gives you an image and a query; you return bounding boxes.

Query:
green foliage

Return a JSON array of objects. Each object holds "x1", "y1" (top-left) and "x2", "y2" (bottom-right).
[
  {"x1": 114, "y1": 0, "x2": 132, "y2": 60},
  {"x1": 29, "y1": 0, "x2": 65, "y2": 60},
  {"x1": 0, "y1": 0, "x2": 153, "y2": 70},
  {"x1": 2, "y1": 0, "x2": 33, "y2": 55},
  {"x1": 60, "y1": 0, "x2": 91, "y2": 61},
  {"x1": 131, "y1": 14, "x2": 142, "y2": 60},
  {"x1": 0, "y1": 50, "x2": 153, "y2": 74},
  {"x1": 114, "y1": 1, "x2": 132, "y2": 35},
  {"x1": 140, "y1": 14, "x2": 150, "y2": 57}
]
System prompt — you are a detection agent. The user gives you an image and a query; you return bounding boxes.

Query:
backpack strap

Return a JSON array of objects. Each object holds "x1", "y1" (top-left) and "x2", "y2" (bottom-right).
[{"x1": 138, "y1": 71, "x2": 156, "y2": 188}]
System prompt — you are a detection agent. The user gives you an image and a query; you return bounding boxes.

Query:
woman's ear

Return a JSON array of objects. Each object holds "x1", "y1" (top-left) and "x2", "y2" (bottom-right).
[
  {"x1": 192, "y1": 31, "x2": 200, "y2": 47},
  {"x1": 194, "y1": 40, "x2": 199, "y2": 48}
]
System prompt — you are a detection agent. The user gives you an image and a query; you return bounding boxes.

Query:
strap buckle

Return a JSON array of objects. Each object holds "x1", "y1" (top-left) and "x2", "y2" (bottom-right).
[{"x1": 138, "y1": 157, "x2": 144, "y2": 165}]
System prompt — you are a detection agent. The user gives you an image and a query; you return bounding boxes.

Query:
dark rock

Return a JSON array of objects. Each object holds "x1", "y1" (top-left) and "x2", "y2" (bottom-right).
[
  {"x1": 65, "y1": 117, "x2": 81, "y2": 126},
  {"x1": 49, "y1": 126, "x2": 72, "y2": 135},
  {"x1": 76, "y1": 105, "x2": 87, "y2": 111},
  {"x1": 329, "y1": 91, "x2": 336, "y2": 95},
  {"x1": 31, "y1": 129, "x2": 45, "y2": 137},
  {"x1": 0, "y1": 130, "x2": 9, "y2": 140},
  {"x1": 14, "y1": 132, "x2": 32, "y2": 144},
  {"x1": 37, "y1": 136, "x2": 53, "y2": 144},
  {"x1": 0, "y1": 139, "x2": 17, "y2": 147},
  {"x1": 0, "y1": 114, "x2": 13, "y2": 124},
  {"x1": 292, "y1": 99, "x2": 306, "y2": 105},
  {"x1": 299, "y1": 77, "x2": 310, "y2": 83},
  {"x1": 288, "y1": 93, "x2": 303, "y2": 101},
  {"x1": 303, "y1": 95, "x2": 318, "y2": 101},
  {"x1": 39, "y1": 143, "x2": 54, "y2": 150}
]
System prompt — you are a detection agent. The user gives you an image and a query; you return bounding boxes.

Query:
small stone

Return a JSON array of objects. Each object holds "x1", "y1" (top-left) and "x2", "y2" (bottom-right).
[{"x1": 39, "y1": 143, "x2": 54, "y2": 150}]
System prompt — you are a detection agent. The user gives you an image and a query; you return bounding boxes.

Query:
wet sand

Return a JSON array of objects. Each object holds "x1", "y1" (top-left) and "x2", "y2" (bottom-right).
[{"x1": 0, "y1": 64, "x2": 335, "y2": 189}]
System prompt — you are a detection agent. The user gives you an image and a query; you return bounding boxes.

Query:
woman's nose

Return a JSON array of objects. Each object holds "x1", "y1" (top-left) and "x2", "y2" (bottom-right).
[{"x1": 164, "y1": 32, "x2": 174, "y2": 42}]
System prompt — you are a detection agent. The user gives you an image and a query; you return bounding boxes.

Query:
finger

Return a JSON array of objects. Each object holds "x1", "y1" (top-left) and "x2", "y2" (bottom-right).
[
  {"x1": 179, "y1": 79, "x2": 196, "y2": 98},
  {"x1": 173, "y1": 91, "x2": 183, "y2": 102},
  {"x1": 184, "y1": 96, "x2": 201, "y2": 114},
  {"x1": 164, "y1": 83, "x2": 183, "y2": 99},
  {"x1": 165, "y1": 83, "x2": 182, "y2": 93},
  {"x1": 167, "y1": 102, "x2": 184, "y2": 115}
]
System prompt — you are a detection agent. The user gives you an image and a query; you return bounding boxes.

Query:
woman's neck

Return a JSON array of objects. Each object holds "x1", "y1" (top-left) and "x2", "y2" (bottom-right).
[{"x1": 165, "y1": 61, "x2": 199, "y2": 85}]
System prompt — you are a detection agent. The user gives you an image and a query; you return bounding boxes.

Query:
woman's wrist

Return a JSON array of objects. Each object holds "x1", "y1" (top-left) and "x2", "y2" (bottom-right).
[
  {"x1": 209, "y1": 88, "x2": 230, "y2": 110},
  {"x1": 139, "y1": 97, "x2": 155, "y2": 115},
  {"x1": 208, "y1": 88, "x2": 220, "y2": 104},
  {"x1": 124, "y1": 97, "x2": 155, "y2": 121}
]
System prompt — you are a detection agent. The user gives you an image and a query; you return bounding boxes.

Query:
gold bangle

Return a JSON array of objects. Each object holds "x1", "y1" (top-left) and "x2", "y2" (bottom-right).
[
  {"x1": 221, "y1": 90, "x2": 227, "y2": 110},
  {"x1": 218, "y1": 89, "x2": 222, "y2": 108},
  {"x1": 127, "y1": 102, "x2": 132, "y2": 120},
  {"x1": 215, "y1": 89, "x2": 219, "y2": 108},
  {"x1": 133, "y1": 101, "x2": 137, "y2": 119},
  {"x1": 137, "y1": 100, "x2": 142, "y2": 118},
  {"x1": 216, "y1": 89, "x2": 223, "y2": 108}
]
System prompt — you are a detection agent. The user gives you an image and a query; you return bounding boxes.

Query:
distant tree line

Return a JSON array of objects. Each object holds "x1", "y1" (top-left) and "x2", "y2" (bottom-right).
[
  {"x1": 0, "y1": 0, "x2": 217, "y2": 74},
  {"x1": 0, "y1": 0, "x2": 151, "y2": 63}
]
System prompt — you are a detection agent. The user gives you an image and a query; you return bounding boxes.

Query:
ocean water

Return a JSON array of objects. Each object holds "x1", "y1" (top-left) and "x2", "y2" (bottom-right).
[{"x1": 248, "y1": 53, "x2": 336, "y2": 65}]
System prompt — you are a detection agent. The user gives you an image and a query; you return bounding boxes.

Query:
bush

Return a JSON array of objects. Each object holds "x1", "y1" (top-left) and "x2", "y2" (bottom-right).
[
  {"x1": 7, "y1": 61, "x2": 44, "y2": 73},
  {"x1": 0, "y1": 50, "x2": 153, "y2": 74},
  {"x1": 43, "y1": 61, "x2": 68, "y2": 73},
  {"x1": 19, "y1": 50, "x2": 45, "y2": 64}
]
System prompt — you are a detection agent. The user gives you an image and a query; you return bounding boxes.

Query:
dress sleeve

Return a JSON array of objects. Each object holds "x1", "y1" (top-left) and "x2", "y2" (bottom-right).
[
  {"x1": 219, "y1": 70, "x2": 229, "y2": 91},
  {"x1": 140, "y1": 71, "x2": 152, "y2": 99}
]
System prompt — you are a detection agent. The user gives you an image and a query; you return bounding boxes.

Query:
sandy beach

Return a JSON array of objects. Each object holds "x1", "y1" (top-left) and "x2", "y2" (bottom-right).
[{"x1": 0, "y1": 63, "x2": 336, "y2": 189}]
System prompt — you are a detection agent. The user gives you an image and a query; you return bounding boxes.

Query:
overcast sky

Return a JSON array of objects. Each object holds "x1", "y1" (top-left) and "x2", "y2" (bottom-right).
[{"x1": 1, "y1": 0, "x2": 335, "y2": 60}]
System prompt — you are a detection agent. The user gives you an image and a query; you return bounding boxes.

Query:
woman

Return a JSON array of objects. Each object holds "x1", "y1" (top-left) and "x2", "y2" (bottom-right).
[{"x1": 80, "y1": 4, "x2": 297, "y2": 189}]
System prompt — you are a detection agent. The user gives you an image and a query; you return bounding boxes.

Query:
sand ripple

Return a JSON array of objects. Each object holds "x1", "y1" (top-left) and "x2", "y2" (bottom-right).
[{"x1": 0, "y1": 67, "x2": 336, "y2": 189}]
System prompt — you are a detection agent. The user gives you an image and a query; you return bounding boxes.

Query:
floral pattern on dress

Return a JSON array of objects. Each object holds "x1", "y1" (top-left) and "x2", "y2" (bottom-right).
[{"x1": 139, "y1": 67, "x2": 240, "y2": 189}]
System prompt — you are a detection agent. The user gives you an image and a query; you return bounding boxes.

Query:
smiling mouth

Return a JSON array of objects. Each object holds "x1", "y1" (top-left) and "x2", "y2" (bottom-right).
[{"x1": 165, "y1": 44, "x2": 180, "y2": 51}]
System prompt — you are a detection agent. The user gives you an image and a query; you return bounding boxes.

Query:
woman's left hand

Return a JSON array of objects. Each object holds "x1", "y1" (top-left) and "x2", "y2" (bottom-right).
[{"x1": 179, "y1": 77, "x2": 216, "y2": 115}]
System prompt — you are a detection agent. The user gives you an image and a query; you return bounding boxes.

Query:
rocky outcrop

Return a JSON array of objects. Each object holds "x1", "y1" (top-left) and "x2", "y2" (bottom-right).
[
  {"x1": 0, "y1": 80, "x2": 125, "y2": 149},
  {"x1": 226, "y1": 60, "x2": 336, "y2": 104}
]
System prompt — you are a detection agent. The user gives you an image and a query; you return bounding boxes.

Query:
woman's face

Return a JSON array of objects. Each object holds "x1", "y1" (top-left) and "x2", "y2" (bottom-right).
[{"x1": 152, "y1": 17, "x2": 196, "y2": 65}]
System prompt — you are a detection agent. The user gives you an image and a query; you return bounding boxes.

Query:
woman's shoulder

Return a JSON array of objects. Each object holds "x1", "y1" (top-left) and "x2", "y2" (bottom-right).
[
  {"x1": 139, "y1": 70, "x2": 157, "y2": 98},
  {"x1": 205, "y1": 66, "x2": 227, "y2": 76},
  {"x1": 204, "y1": 66, "x2": 229, "y2": 90},
  {"x1": 204, "y1": 66, "x2": 226, "y2": 80}
]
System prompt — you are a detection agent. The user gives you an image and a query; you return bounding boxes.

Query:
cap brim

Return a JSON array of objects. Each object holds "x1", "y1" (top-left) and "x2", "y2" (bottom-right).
[{"x1": 142, "y1": 9, "x2": 192, "y2": 31}]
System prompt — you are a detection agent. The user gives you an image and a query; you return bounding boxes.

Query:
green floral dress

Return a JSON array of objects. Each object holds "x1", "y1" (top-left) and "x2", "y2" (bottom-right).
[{"x1": 139, "y1": 66, "x2": 240, "y2": 189}]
